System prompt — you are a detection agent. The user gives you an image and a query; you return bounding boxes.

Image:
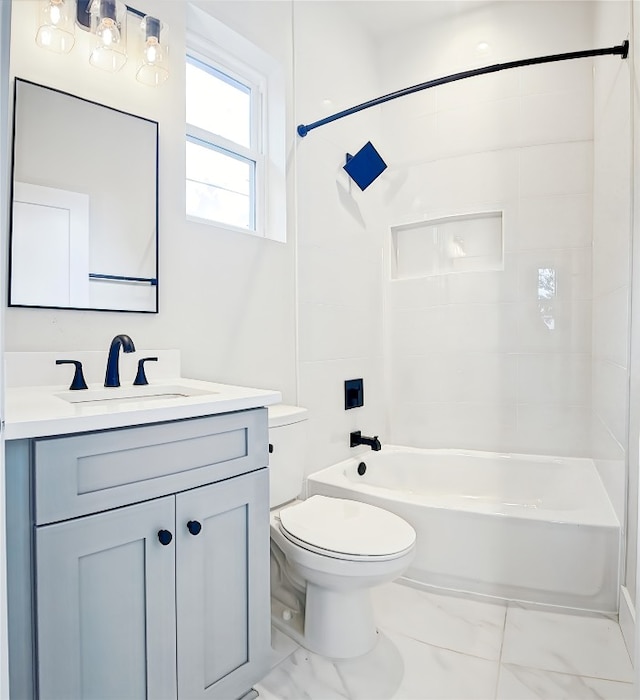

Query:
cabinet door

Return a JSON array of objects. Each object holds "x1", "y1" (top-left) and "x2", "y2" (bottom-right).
[
  {"x1": 176, "y1": 469, "x2": 271, "y2": 700},
  {"x1": 36, "y1": 497, "x2": 177, "y2": 700}
]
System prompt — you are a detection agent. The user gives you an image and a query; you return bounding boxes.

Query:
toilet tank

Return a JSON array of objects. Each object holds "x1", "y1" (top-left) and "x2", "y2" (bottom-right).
[{"x1": 268, "y1": 404, "x2": 308, "y2": 508}]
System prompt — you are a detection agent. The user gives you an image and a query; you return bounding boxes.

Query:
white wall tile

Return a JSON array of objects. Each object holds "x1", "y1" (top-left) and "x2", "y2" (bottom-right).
[
  {"x1": 592, "y1": 359, "x2": 629, "y2": 449},
  {"x1": 442, "y1": 303, "x2": 520, "y2": 354},
  {"x1": 592, "y1": 287, "x2": 630, "y2": 367},
  {"x1": 442, "y1": 252, "x2": 519, "y2": 305},
  {"x1": 516, "y1": 247, "x2": 592, "y2": 302},
  {"x1": 390, "y1": 401, "x2": 518, "y2": 452},
  {"x1": 386, "y1": 276, "x2": 445, "y2": 310},
  {"x1": 388, "y1": 307, "x2": 446, "y2": 356},
  {"x1": 519, "y1": 89, "x2": 593, "y2": 146},
  {"x1": 298, "y1": 301, "x2": 382, "y2": 363},
  {"x1": 390, "y1": 354, "x2": 446, "y2": 405},
  {"x1": 515, "y1": 300, "x2": 591, "y2": 354},
  {"x1": 516, "y1": 404, "x2": 592, "y2": 456},
  {"x1": 517, "y1": 353, "x2": 591, "y2": 406},
  {"x1": 439, "y1": 352, "x2": 518, "y2": 404},
  {"x1": 592, "y1": 230, "x2": 632, "y2": 298},
  {"x1": 297, "y1": 241, "x2": 382, "y2": 308},
  {"x1": 517, "y1": 195, "x2": 592, "y2": 250},
  {"x1": 382, "y1": 111, "x2": 439, "y2": 166},
  {"x1": 438, "y1": 97, "x2": 521, "y2": 158},
  {"x1": 519, "y1": 142, "x2": 592, "y2": 198},
  {"x1": 591, "y1": 412, "x2": 626, "y2": 524}
]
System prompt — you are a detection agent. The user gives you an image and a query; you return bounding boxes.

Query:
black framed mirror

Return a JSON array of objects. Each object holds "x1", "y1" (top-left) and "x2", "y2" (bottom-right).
[{"x1": 9, "y1": 78, "x2": 159, "y2": 313}]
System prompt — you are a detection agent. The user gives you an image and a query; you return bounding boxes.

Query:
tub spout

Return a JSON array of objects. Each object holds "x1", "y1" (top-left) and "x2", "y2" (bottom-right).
[{"x1": 350, "y1": 431, "x2": 382, "y2": 451}]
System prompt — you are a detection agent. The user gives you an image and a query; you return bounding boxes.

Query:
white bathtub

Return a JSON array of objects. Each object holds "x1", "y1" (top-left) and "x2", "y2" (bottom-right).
[{"x1": 306, "y1": 446, "x2": 620, "y2": 612}]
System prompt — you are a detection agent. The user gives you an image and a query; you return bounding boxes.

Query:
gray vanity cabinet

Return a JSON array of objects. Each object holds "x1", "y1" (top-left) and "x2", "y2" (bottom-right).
[{"x1": 6, "y1": 408, "x2": 271, "y2": 700}]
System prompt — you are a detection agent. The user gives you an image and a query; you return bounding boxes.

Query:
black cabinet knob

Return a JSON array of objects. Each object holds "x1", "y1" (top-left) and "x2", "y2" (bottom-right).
[
  {"x1": 187, "y1": 520, "x2": 202, "y2": 536},
  {"x1": 157, "y1": 529, "x2": 173, "y2": 546}
]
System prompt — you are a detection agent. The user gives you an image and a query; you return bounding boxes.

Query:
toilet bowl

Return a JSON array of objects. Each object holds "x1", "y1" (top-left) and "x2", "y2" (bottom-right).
[{"x1": 268, "y1": 405, "x2": 416, "y2": 659}]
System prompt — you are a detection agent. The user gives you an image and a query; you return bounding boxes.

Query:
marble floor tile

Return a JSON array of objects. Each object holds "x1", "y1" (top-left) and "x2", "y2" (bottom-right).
[
  {"x1": 496, "y1": 663, "x2": 636, "y2": 700},
  {"x1": 384, "y1": 630, "x2": 500, "y2": 700},
  {"x1": 501, "y1": 604, "x2": 634, "y2": 683},
  {"x1": 255, "y1": 630, "x2": 405, "y2": 700},
  {"x1": 257, "y1": 590, "x2": 635, "y2": 700},
  {"x1": 372, "y1": 582, "x2": 507, "y2": 660}
]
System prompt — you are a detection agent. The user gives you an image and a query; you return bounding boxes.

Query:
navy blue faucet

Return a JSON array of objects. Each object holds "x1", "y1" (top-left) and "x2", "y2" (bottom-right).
[{"x1": 104, "y1": 334, "x2": 136, "y2": 387}]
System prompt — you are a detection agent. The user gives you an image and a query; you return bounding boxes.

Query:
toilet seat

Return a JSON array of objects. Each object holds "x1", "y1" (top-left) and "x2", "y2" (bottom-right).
[{"x1": 278, "y1": 495, "x2": 416, "y2": 561}]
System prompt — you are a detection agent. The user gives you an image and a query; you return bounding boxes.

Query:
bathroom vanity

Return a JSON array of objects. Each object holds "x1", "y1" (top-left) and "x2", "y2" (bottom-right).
[{"x1": 4, "y1": 371, "x2": 280, "y2": 700}]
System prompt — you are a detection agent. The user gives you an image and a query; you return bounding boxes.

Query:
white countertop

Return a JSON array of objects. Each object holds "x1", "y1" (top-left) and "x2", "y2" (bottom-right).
[{"x1": 4, "y1": 377, "x2": 282, "y2": 440}]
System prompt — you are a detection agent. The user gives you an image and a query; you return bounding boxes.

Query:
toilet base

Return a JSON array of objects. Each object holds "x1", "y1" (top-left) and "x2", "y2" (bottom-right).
[
  {"x1": 271, "y1": 586, "x2": 378, "y2": 659},
  {"x1": 305, "y1": 583, "x2": 379, "y2": 658}
]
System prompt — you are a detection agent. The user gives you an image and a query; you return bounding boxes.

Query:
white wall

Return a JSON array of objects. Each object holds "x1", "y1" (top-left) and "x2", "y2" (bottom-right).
[
  {"x1": 378, "y1": 2, "x2": 596, "y2": 456},
  {"x1": 5, "y1": 0, "x2": 297, "y2": 401},
  {"x1": 294, "y1": 1, "x2": 387, "y2": 475}
]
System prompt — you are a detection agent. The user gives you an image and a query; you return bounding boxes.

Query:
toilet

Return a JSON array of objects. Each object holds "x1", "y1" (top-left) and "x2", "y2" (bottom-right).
[{"x1": 268, "y1": 404, "x2": 416, "y2": 659}]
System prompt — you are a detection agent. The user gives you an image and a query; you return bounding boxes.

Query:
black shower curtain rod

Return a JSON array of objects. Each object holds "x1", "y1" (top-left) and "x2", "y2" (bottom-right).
[{"x1": 296, "y1": 40, "x2": 629, "y2": 137}]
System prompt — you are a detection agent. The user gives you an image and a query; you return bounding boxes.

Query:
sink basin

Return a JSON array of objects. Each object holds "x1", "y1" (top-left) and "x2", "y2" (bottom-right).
[{"x1": 56, "y1": 384, "x2": 217, "y2": 405}]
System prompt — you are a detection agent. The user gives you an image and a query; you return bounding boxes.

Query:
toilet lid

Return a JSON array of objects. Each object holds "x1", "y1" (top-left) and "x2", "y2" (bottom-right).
[{"x1": 278, "y1": 495, "x2": 416, "y2": 557}]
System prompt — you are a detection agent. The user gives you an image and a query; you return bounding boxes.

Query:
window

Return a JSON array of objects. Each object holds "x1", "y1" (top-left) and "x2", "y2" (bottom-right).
[
  {"x1": 186, "y1": 54, "x2": 262, "y2": 232},
  {"x1": 185, "y1": 8, "x2": 286, "y2": 242}
]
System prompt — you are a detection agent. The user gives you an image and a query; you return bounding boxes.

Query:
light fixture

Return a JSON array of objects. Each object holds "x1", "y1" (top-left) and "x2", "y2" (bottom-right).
[
  {"x1": 35, "y1": 0, "x2": 75, "y2": 54},
  {"x1": 34, "y1": 0, "x2": 169, "y2": 86},
  {"x1": 89, "y1": 0, "x2": 127, "y2": 72},
  {"x1": 136, "y1": 16, "x2": 169, "y2": 86}
]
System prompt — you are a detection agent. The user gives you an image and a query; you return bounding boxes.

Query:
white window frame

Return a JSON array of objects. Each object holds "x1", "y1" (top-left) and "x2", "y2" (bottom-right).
[
  {"x1": 186, "y1": 48, "x2": 266, "y2": 236},
  {"x1": 185, "y1": 6, "x2": 286, "y2": 243}
]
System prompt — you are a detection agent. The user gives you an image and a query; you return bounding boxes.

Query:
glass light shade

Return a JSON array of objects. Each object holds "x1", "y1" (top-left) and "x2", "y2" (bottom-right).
[
  {"x1": 35, "y1": 0, "x2": 75, "y2": 54},
  {"x1": 136, "y1": 16, "x2": 169, "y2": 86},
  {"x1": 89, "y1": 0, "x2": 127, "y2": 72}
]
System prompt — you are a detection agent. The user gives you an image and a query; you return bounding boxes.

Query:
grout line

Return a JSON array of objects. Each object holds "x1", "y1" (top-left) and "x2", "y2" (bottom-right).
[
  {"x1": 494, "y1": 602, "x2": 510, "y2": 699},
  {"x1": 500, "y1": 660, "x2": 635, "y2": 686}
]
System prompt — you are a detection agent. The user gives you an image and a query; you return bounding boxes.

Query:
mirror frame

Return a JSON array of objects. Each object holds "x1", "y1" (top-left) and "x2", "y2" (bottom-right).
[{"x1": 8, "y1": 78, "x2": 159, "y2": 314}]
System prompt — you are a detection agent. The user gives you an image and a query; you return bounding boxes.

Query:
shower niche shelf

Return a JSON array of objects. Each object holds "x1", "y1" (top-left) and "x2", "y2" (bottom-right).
[{"x1": 391, "y1": 210, "x2": 504, "y2": 280}]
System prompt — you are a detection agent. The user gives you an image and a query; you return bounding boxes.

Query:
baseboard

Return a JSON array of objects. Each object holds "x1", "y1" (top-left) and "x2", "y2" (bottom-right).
[{"x1": 619, "y1": 585, "x2": 636, "y2": 662}]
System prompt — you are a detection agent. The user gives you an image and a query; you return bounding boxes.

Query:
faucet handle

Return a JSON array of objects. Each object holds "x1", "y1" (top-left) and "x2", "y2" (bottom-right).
[
  {"x1": 56, "y1": 360, "x2": 88, "y2": 391},
  {"x1": 133, "y1": 357, "x2": 158, "y2": 386}
]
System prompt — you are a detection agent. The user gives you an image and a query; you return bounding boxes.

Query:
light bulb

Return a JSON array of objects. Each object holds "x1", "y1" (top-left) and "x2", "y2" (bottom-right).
[
  {"x1": 144, "y1": 37, "x2": 160, "y2": 64},
  {"x1": 97, "y1": 17, "x2": 120, "y2": 46},
  {"x1": 49, "y1": 3, "x2": 61, "y2": 25}
]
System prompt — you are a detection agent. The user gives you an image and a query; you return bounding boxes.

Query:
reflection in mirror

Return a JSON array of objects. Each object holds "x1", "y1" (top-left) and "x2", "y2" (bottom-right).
[{"x1": 9, "y1": 78, "x2": 159, "y2": 312}]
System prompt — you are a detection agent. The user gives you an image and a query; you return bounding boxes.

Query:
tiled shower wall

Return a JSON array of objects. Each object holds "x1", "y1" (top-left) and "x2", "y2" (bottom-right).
[
  {"x1": 295, "y1": 1, "x2": 387, "y2": 476},
  {"x1": 380, "y1": 2, "x2": 597, "y2": 456},
  {"x1": 592, "y1": 0, "x2": 632, "y2": 592}
]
